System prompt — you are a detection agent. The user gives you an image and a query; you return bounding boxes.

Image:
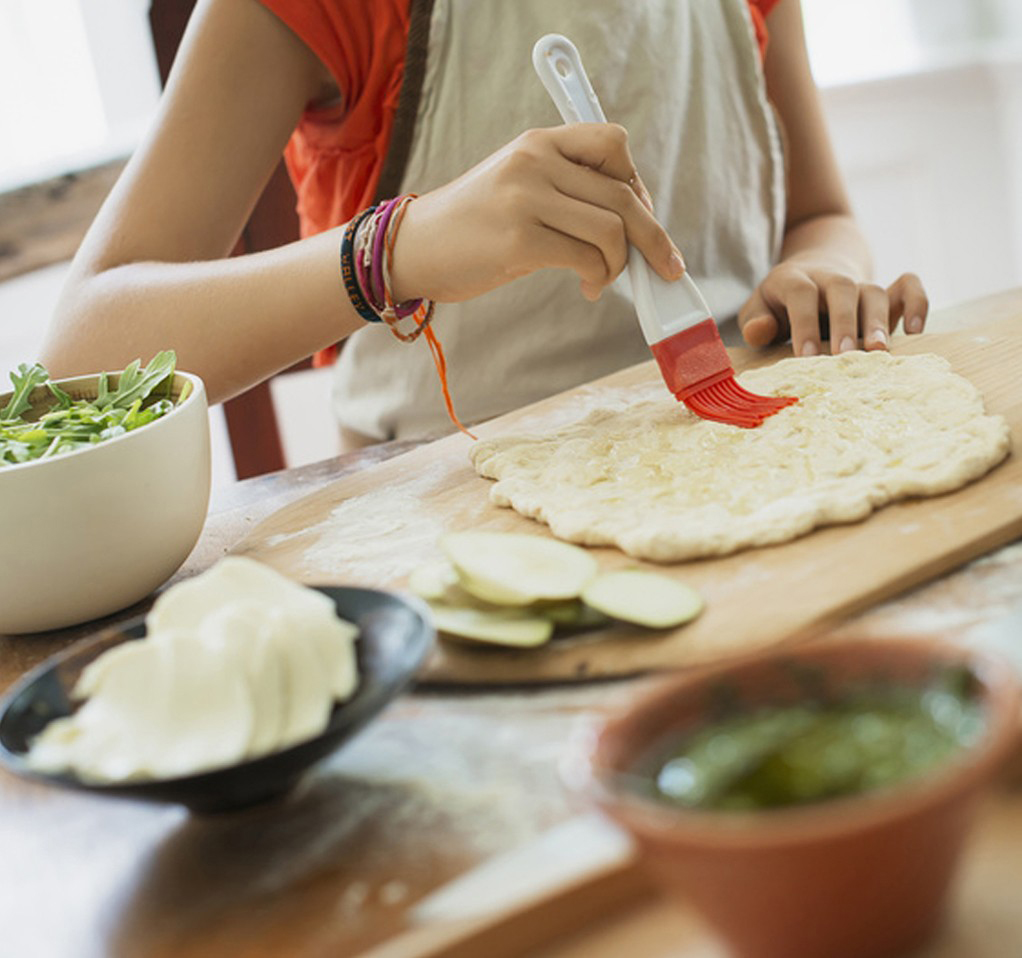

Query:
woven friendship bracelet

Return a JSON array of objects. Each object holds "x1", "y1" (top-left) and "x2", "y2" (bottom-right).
[
  {"x1": 377, "y1": 196, "x2": 436, "y2": 342},
  {"x1": 353, "y1": 214, "x2": 377, "y2": 312},
  {"x1": 367, "y1": 197, "x2": 401, "y2": 310},
  {"x1": 381, "y1": 196, "x2": 424, "y2": 320}
]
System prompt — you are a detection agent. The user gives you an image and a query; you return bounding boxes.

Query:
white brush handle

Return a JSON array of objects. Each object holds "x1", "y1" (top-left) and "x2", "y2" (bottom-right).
[
  {"x1": 532, "y1": 33, "x2": 712, "y2": 345},
  {"x1": 532, "y1": 34, "x2": 607, "y2": 124}
]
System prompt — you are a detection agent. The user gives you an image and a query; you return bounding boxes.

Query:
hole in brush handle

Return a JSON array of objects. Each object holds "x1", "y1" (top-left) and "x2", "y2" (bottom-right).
[{"x1": 533, "y1": 34, "x2": 607, "y2": 124}]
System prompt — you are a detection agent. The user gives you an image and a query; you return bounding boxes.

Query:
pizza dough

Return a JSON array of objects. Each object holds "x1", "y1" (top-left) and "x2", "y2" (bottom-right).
[{"x1": 470, "y1": 352, "x2": 1011, "y2": 562}]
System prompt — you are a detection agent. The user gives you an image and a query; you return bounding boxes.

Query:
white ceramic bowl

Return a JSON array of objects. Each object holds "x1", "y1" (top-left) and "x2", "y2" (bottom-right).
[{"x1": 0, "y1": 370, "x2": 210, "y2": 634}]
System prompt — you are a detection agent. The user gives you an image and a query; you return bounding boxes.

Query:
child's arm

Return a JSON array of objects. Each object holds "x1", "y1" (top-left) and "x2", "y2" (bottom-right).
[
  {"x1": 42, "y1": 0, "x2": 680, "y2": 404},
  {"x1": 739, "y1": 0, "x2": 929, "y2": 357},
  {"x1": 42, "y1": 0, "x2": 337, "y2": 403}
]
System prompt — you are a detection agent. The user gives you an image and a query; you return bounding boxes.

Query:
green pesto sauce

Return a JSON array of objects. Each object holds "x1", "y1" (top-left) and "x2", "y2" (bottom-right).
[{"x1": 652, "y1": 668, "x2": 986, "y2": 812}]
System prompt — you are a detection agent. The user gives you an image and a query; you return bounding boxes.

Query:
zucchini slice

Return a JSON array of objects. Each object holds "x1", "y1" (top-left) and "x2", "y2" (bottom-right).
[
  {"x1": 429, "y1": 604, "x2": 554, "y2": 648},
  {"x1": 539, "y1": 599, "x2": 611, "y2": 631},
  {"x1": 407, "y1": 560, "x2": 460, "y2": 602},
  {"x1": 441, "y1": 532, "x2": 597, "y2": 605},
  {"x1": 581, "y1": 570, "x2": 703, "y2": 629}
]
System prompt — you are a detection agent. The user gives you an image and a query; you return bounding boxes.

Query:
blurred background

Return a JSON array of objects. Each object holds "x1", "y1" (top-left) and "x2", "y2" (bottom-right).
[{"x1": 1, "y1": 0, "x2": 1021, "y2": 490}]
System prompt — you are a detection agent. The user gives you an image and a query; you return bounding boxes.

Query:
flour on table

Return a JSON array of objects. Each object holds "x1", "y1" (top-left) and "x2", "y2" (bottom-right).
[{"x1": 470, "y1": 352, "x2": 1011, "y2": 562}]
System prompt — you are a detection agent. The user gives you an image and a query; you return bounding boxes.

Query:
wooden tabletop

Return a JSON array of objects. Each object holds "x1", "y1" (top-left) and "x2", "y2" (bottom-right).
[{"x1": 3, "y1": 289, "x2": 1022, "y2": 958}]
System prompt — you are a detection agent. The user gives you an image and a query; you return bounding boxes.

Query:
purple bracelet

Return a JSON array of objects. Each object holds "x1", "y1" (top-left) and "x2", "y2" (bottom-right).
[
  {"x1": 369, "y1": 197, "x2": 401, "y2": 310},
  {"x1": 380, "y1": 200, "x2": 423, "y2": 319}
]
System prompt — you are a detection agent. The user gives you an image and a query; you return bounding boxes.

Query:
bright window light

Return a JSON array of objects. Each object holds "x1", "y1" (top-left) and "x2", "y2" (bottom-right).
[
  {"x1": 802, "y1": 0, "x2": 923, "y2": 87},
  {"x1": 0, "y1": 0, "x2": 107, "y2": 189}
]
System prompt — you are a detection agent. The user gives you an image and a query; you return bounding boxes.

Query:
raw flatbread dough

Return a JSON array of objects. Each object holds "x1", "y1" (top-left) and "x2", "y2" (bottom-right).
[{"x1": 470, "y1": 352, "x2": 1011, "y2": 562}]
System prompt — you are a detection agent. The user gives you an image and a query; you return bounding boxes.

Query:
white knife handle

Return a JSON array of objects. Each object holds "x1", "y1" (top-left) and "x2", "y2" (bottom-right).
[{"x1": 532, "y1": 34, "x2": 709, "y2": 345}]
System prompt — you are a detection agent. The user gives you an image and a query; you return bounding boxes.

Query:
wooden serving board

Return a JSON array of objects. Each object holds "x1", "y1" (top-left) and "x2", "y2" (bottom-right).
[{"x1": 235, "y1": 315, "x2": 1022, "y2": 685}]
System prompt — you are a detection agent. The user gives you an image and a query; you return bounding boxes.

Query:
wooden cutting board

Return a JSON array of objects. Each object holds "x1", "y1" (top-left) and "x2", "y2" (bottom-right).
[{"x1": 235, "y1": 315, "x2": 1022, "y2": 685}]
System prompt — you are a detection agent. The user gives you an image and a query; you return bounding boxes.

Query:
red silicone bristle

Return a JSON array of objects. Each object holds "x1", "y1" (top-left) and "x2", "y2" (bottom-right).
[
  {"x1": 683, "y1": 376, "x2": 798, "y2": 428},
  {"x1": 649, "y1": 319, "x2": 799, "y2": 428}
]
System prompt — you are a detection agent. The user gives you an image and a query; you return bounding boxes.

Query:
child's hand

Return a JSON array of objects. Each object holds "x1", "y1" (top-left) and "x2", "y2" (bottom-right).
[
  {"x1": 390, "y1": 124, "x2": 684, "y2": 304},
  {"x1": 738, "y1": 264, "x2": 929, "y2": 356}
]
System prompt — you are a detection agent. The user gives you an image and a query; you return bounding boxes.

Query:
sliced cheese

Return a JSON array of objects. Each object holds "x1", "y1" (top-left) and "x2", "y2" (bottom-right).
[{"x1": 27, "y1": 558, "x2": 361, "y2": 783}]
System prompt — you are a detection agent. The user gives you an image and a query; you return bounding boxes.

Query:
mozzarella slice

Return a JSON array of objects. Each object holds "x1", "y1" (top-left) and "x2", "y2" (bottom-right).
[
  {"x1": 144, "y1": 629, "x2": 254, "y2": 779},
  {"x1": 27, "y1": 558, "x2": 361, "y2": 782},
  {"x1": 148, "y1": 556, "x2": 336, "y2": 633}
]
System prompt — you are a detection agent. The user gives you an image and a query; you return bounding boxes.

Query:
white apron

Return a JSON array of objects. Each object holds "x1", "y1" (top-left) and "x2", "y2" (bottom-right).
[{"x1": 333, "y1": 0, "x2": 786, "y2": 441}]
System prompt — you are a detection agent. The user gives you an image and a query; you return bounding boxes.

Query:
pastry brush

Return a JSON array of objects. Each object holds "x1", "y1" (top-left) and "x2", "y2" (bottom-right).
[{"x1": 532, "y1": 33, "x2": 797, "y2": 428}]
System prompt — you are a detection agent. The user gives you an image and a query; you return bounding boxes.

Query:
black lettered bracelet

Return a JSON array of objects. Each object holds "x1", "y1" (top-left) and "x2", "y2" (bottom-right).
[{"x1": 340, "y1": 206, "x2": 382, "y2": 324}]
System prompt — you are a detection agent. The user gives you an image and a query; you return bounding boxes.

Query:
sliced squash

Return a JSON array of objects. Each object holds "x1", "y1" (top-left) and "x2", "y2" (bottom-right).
[
  {"x1": 538, "y1": 599, "x2": 611, "y2": 631},
  {"x1": 581, "y1": 570, "x2": 703, "y2": 629},
  {"x1": 428, "y1": 604, "x2": 554, "y2": 648},
  {"x1": 441, "y1": 532, "x2": 597, "y2": 606},
  {"x1": 407, "y1": 560, "x2": 461, "y2": 602}
]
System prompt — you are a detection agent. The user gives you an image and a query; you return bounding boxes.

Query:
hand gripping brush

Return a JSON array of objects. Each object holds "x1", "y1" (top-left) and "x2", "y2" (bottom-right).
[{"x1": 533, "y1": 34, "x2": 798, "y2": 428}]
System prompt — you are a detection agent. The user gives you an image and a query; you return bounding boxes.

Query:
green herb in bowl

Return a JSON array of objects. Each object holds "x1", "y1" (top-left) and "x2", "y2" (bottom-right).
[
  {"x1": 0, "y1": 351, "x2": 183, "y2": 467},
  {"x1": 651, "y1": 665, "x2": 986, "y2": 812}
]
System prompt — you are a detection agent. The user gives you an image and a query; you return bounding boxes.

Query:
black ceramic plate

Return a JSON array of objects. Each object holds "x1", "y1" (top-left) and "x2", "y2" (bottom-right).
[{"x1": 0, "y1": 586, "x2": 433, "y2": 814}]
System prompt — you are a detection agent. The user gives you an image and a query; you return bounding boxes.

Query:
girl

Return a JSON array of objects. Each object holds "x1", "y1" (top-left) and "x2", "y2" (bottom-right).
[{"x1": 41, "y1": 0, "x2": 927, "y2": 447}]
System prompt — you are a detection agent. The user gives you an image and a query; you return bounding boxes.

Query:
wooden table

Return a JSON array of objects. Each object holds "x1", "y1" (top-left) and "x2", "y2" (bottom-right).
[{"x1": 3, "y1": 290, "x2": 1022, "y2": 958}]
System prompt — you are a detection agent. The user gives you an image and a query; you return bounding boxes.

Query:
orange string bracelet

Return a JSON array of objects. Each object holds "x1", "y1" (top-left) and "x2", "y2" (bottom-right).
[
  {"x1": 381, "y1": 196, "x2": 433, "y2": 342},
  {"x1": 383, "y1": 196, "x2": 476, "y2": 440}
]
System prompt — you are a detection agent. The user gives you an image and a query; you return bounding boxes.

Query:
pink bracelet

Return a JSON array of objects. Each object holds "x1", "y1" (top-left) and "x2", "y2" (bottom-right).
[{"x1": 368, "y1": 197, "x2": 400, "y2": 310}]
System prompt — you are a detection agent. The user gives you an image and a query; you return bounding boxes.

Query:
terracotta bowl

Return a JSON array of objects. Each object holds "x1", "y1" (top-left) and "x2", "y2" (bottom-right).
[{"x1": 573, "y1": 638, "x2": 1021, "y2": 958}]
